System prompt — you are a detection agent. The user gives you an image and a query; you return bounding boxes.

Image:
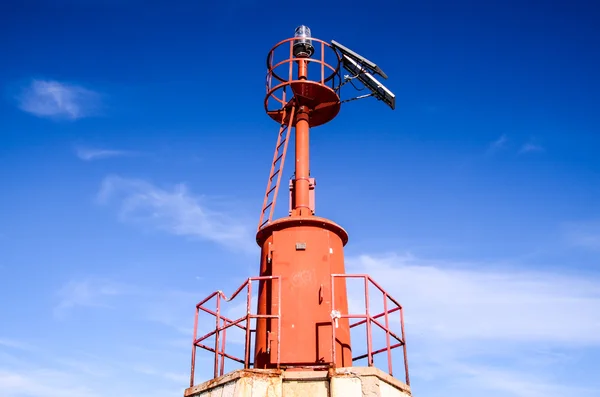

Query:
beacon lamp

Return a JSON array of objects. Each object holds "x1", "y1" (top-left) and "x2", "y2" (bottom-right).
[{"x1": 293, "y1": 25, "x2": 314, "y2": 58}]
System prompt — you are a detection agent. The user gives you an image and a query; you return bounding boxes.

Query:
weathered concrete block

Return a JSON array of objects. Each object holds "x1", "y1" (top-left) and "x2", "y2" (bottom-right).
[
  {"x1": 283, "y1": 380, "x2": 329, "y2": 396},
  {"x1": 185, "y1": 367, "x2": 411, "y2": 397},
  {"x1": 331, "y1": 376, "x2": 362, "y2": 397}
]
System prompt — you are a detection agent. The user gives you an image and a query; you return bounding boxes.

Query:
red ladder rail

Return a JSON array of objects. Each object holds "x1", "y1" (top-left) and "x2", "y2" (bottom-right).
[{"x1": 257, "y1": 106, "x2": 296, "y2": 231}]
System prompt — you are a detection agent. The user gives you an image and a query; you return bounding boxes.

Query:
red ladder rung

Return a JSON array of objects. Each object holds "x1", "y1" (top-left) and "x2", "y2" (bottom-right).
[
  {"x1": 269, "y1": 169, "x2": 280, "y2": 181},
  {"x1": 262, "y1": 202, "x2": 273, "y2": 213},
  {"x1": 257, "y1": 106, "x2": 296, "y2": 231},
  {"x1": 276, "y1": 138, "x2": 287, "y2": 151}
]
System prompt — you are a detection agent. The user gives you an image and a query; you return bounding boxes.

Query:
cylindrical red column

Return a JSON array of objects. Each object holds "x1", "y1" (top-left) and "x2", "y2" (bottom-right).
[
  {"x1": 254, "y1": 217, "x2": 352, "y2": 369},
  {"x1": 294, "y1": 110, "x2": 311, "y2": 215},
  {"x1": 298, "y1": 59, "x2": 308, "y2": 80}
]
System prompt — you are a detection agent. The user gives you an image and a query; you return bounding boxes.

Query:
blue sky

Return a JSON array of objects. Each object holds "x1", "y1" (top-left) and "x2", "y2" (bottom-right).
[{"x1": 1, "y1": 0, "x2": 599, "y2": 396}]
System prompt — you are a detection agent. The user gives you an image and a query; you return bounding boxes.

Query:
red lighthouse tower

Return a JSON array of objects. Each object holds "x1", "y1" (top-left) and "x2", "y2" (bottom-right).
[
  {"x1": 253, "y1": 26, "x2": 353, "y2": 370},
  {"x1": 186, "y1": 27, "x2": 410, "y2": 397}
]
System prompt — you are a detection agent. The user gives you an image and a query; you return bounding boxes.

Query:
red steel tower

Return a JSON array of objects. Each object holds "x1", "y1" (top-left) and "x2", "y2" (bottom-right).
[
  {"x1": 187, "y1": 26, "x2": 409, "y2": 397},
  {"x1": 253, "y1": 26, "x2": 353, "y2": 370}
]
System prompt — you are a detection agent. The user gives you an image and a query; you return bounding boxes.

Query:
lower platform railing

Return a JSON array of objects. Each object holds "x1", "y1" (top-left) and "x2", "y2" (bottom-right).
[
  {"x1": 331, "y1": 274, "x2": 410, "y2": 386},
  {"x1": 189, "y1": 276, "x2": 281, "y2": 387},
  {"x1": 189, "y1": 273, "x2": 409, "y2": 387}
]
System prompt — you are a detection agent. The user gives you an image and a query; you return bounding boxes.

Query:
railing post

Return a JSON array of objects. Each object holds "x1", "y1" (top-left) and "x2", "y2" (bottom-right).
[
  {"x1": 277, "y1": 276, "x2": 282, "y2": 368},
  {"x1": 190, "y1": 305, "x2": 199, "y2": 387},
  {"x1": 214, "y1": 294, "x2": 221, "y2": 379},
  {"x1": 245, "y1": 279, "x2": 252, "y2": 369},
  {"x1": 364, "y1": 276, "x2": 373, "y2": 366},
  {"x1": 219, "y1": 316, "x2": 227, "y2": 377},
  {"x1": 288, "y1": 40, "x2": 293, "y2": 82},
  {"x1": 321, "y1": 41, "x2": 325, "y2": 85},
  {"x1": 383, "y1": 292, "x2": 392, "y2": 376},
  {"x1": 400, "y1": 306, "x2": 410, "y2": 386},
  {"x1": 330, "y1": 274, "x2": 337, "y2": 364}
]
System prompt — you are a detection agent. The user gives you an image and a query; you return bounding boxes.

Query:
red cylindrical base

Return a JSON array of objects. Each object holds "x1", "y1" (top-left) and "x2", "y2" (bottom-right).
[{"x1": 254, "y1": 217, "x2": 352, "y2": 369}]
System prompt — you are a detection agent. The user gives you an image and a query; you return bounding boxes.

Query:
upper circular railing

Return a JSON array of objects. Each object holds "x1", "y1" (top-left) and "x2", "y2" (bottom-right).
[{"x1": 264, "y1": 37, "x2": 343, "y2": 127}]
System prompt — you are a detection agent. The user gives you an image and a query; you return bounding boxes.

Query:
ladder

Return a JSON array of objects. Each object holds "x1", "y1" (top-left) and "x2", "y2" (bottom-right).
[{"x1": 258, "y1": 106, "x2": 296, "y2": 231}]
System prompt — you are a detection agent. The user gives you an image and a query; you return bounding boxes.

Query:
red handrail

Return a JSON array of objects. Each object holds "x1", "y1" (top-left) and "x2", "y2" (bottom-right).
[
  {"x1": 189, "y1": 276, "x2": 281, "y2": 387},
  {"x1": 189, "y1": 273, "x2": 409, "y2": 387},
  {"x1": 331, "y1": 274, "x2": 410, "y2": 386}
]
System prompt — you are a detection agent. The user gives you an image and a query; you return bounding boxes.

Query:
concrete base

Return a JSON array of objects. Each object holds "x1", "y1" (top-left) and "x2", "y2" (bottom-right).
[{"x1": 185, "y1": 367, "x2": 411, "y2": 397}]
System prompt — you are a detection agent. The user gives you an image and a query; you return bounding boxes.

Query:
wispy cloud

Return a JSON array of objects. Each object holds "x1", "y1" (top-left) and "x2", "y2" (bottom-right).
[
  {"x1": 564, "y1": 221, "x2": 600, "y2": 251},
  {"x1": 0, "y1": 338, "x2": 33, "y2": 352},
  {"x1": 54, "y1": 278, "x2": 132, "y2": 317},
  {"x1": 347, "y1": 253, "x2": 600, "y2": 344},
  {"x1": 0, "y1": 338, "x2": 186, "y2": 397},
  {"x1": 0, "y1": 368, "x2": 100, "y2": 397},
  {"x1": 97, "y1": 175, "x2": 254, "y2": 252},
  {"x1": 52, "y1": 274, "x2": 206, "y2": 334},
  {"x1": 346, "y1": 252, "x2": 600, "y2": 396},
  {"x1": 131, "y1": 364, "x2": 188, "y2": 384},
  {"x1": 486, "y1": 134, "x2": 508, "y2": 154},
  {"x1": 485, "y1": 135, "x2": 546, "y2": 156},
  {"x1": 519, "y1": 142, "x2": 545, "y2": 154},
  {"x1": 571, "y1": 234, "x2": 600, "y2": 251},
  {"x1": 17, "y1": 79, "x2": 101, "y2": 120},
  {"x1": 75, "y1": 146, "x2": 137, "y2": 161},
  {"x1": 141, "y1": 289, "x2": 200, "y2": 334},
  {"x1": 444, "y1": 360, "x2": 598, "y2": 397}
]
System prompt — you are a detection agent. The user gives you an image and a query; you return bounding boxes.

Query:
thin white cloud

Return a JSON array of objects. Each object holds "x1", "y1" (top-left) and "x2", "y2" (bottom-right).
[
  {"x1": 0, "y1": 339, "x2": 186, "y2": 397},
  {"x1": 54, "y1": 278, "x2": 132, "y2": 318},
  {"x1": 345, "y1": 252, "x2": 600, "y2": 396},
  {"x1": 131, "y1": 364, "x2": 188, "y2": 384},
  {"x1": 571, "y1": 234, "x2": 600, "y2": 251},
  {"x1": 52, "y1": 275, "x2": 204, "y2": 333},
  {"x1": 75, "y1": 146, "x2": 137, "y2": 161},
  {"x1": 141, "y1": 289, "x2": 200, "y2": 335},
  {"x1": 347, "y1": 253, "x2": 600, "y2": 344},
  {"x1": 3, "y1": 274, "x2": 224, "y2": 396},
  {"x1": 519, "y1": 143, "x2": 545, "y2": 154},
  {"x1": 0, "y1": 338, "x2": 33, "y2": 352},
  {"x1": 97, "y1": 175, "x2": 254, "y2": 252},
  {"x1": 0, "y1": 368, "x2": 100, "y2": 397},
  {"x1": 487, "y1": 134, "x2": 507, "y2": 153},
  {"x1": 564, "y1": 221, "x2": 600, "y2": 251},
  {"x1": 445, "y1": 361, "x2": 598, "y2": 397},
  {"x1": 17, "y1": 79, "x2": 101, "y2": 120}
]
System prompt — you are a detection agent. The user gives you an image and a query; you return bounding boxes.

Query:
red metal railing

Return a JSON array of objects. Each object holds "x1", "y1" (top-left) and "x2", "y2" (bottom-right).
[
  {"x1": 331, "y1": 274, "x2": 410, "y2": 386},
  {"x1": 189, "y1": 273, "x2": 409, "y2": 387},
  {"x1": 189, "y1": 276, "x2": 281, "y2": 387},
  {"x1": 265, "y1": 36, "x2": 341, "y2": 112}
]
